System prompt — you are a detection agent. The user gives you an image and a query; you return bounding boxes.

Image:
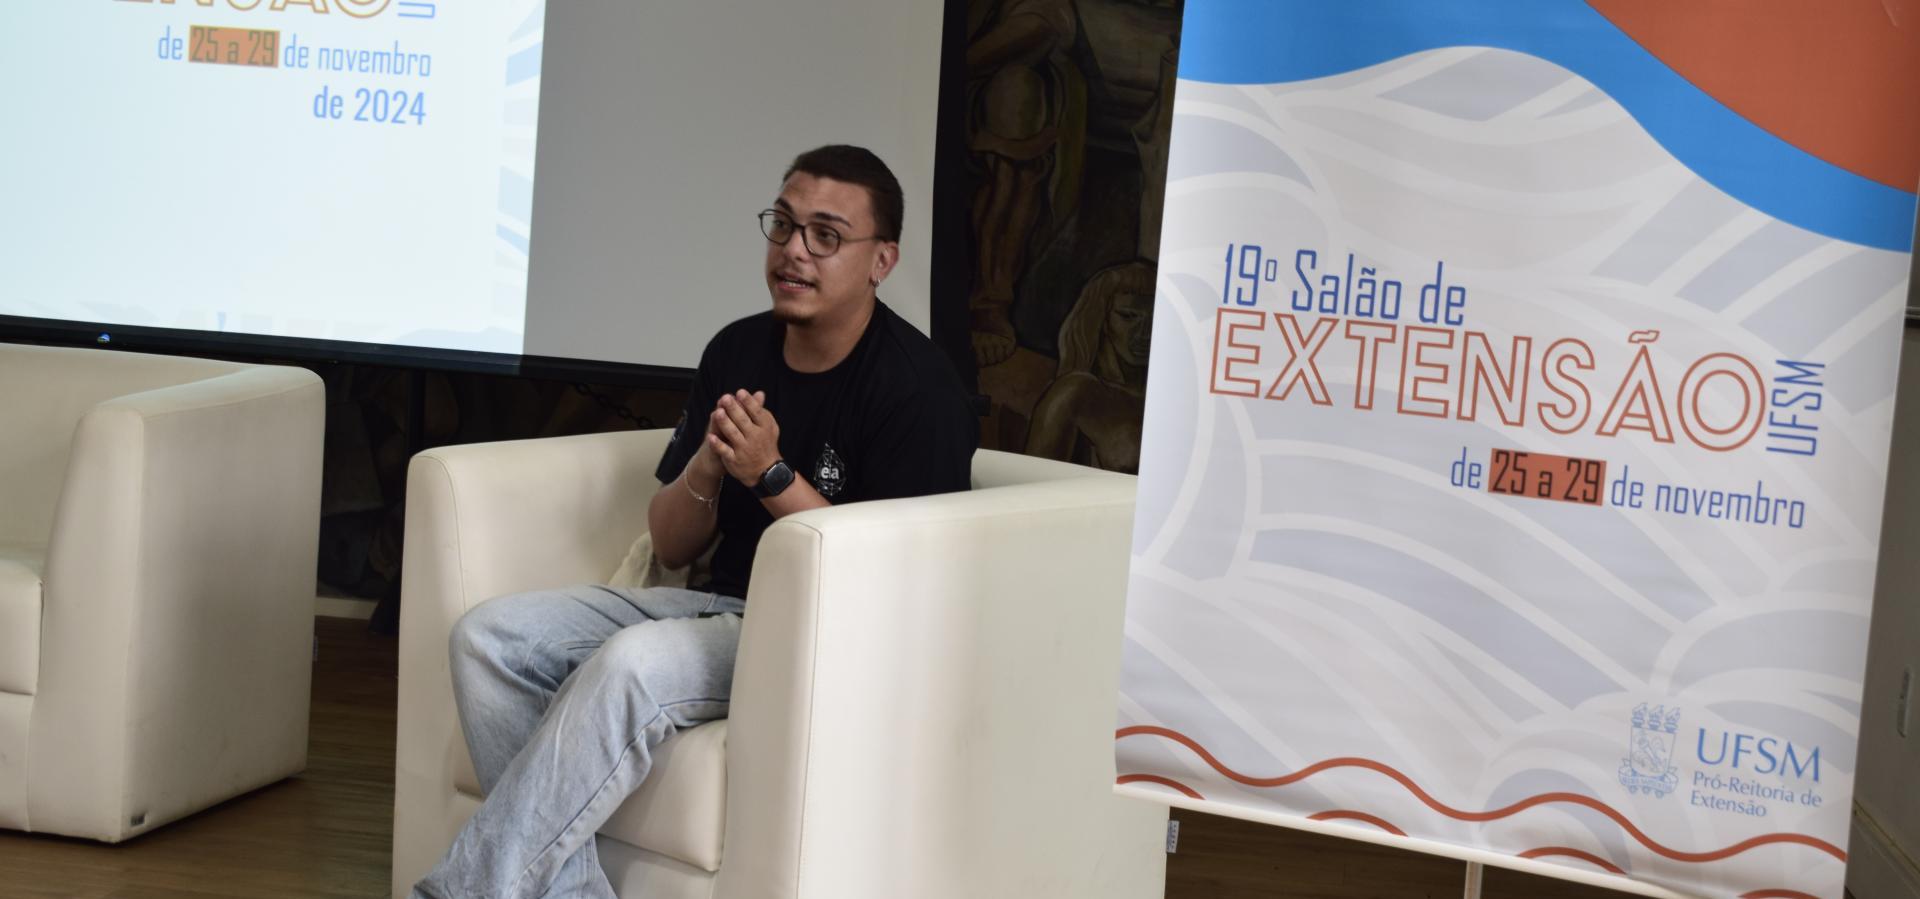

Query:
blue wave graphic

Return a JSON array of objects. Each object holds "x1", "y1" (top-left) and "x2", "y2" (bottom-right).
[
  {"x1": 1179, "y1": 0, "x2": 1917, "y2": 252},
  {"x1": 506, "y1": 43, "x2": 543, "y2": 87}
]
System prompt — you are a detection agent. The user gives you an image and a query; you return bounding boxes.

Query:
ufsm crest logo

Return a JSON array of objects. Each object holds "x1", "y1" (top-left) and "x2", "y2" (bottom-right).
[{"x1": 1619, "y1": 703, "x2": 1681, "y2": 798}]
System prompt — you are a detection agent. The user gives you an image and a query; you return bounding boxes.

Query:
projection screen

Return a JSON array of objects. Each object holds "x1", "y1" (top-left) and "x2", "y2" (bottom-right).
[{"x1": 0, "y1": 1, "x2": 942, "y2": 377}]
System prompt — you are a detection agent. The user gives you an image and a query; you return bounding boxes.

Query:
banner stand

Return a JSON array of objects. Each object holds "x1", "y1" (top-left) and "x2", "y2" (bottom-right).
[
  {"x1": 1115, "y1": 3, "x2": 1913, "y2": 896},
  {"x1": 1115, "y1": 786, "x2": 1698, "y2": 899}
]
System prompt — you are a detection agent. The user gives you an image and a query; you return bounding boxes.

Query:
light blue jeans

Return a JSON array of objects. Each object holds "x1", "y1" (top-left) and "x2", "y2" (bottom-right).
[{"x1": 411, "y1": 585, "x2": 747, "y2": 899}]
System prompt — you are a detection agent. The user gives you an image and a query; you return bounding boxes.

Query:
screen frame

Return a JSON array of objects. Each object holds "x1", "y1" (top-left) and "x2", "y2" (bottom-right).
[{"x1": 0, "y1": 314, "x2": 694, "y2": 388}]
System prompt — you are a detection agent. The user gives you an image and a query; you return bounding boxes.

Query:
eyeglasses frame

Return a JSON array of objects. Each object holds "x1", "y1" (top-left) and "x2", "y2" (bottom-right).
[{"x1": 757, "y1": 209, "x2": 889, "y2": 258}]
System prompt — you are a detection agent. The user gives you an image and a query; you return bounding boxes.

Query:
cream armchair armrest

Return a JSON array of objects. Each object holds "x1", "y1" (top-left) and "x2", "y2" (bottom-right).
[
  {"x1": 393, "y1": 428, "x2": 674, "y2": 894},
  {"x1": 32, "y1": 366, "x2": 324, "y2": 841},
  {"x1": 399, "y1": 429, "x2": 675, "y2": 616},
  {"x1": 715, "y1": 475, "x2": 1167, "y2": 899}
]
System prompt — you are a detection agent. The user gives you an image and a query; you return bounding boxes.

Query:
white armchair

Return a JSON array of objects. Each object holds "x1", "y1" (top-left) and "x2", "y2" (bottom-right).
[
  {"x1": 0, "y1": 343, "x2": 324, "y2": 841},
  {"x1": 391, "y1": 429, "x2": 1168, "y2": 899}
]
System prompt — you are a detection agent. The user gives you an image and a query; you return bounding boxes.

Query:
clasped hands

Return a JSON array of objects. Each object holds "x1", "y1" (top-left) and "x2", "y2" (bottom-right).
[{"x1": 691, "y1": 389, "x2": 782, "y2": 488}]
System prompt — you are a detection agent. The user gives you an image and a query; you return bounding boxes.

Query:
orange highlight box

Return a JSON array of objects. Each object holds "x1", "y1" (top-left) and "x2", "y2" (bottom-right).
[
  {"x1": 1487, "y1": 448, "x2": 1607, "y2": 506},
  {"x1": 189, "y1": 26, "x2": 279, "y2": 68}
]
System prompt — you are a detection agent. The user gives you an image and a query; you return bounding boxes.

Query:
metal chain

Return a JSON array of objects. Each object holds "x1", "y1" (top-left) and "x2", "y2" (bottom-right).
[{"x1": 570, "y1": 382, "x2": 655, "y2": 429}]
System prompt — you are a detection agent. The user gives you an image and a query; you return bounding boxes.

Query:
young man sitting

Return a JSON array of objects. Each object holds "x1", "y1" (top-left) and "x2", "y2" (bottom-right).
[{"x1": 412, "y1": 145, "x2": 978, "y2": 899}]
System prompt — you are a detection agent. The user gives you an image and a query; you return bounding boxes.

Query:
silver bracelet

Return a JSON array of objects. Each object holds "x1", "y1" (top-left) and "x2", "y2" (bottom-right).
[{"x1": 683, "y1": 472, "x2": 719, "y2": 507}]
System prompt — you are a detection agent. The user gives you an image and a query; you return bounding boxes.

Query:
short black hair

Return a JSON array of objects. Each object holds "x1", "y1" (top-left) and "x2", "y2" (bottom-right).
[{"x1": 783, "y1": 145, "x2": 904, "y2": 242}]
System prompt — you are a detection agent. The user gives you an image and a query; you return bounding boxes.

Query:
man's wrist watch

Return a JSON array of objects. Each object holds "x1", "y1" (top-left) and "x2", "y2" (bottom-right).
[{"x1": 752, "y1": 459, "x2": 795, "y2": 498}]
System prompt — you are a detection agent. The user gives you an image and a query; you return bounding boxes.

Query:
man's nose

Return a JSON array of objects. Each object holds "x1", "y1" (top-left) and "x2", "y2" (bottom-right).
[{"x1": 781, "y1": 229, "x2": 812, "y2": 262}]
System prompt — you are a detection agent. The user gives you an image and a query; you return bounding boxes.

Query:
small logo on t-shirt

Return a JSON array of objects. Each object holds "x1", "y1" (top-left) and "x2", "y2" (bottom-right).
[{"x1": 815, "y1": 443, "x2": 847, "y2": 497}]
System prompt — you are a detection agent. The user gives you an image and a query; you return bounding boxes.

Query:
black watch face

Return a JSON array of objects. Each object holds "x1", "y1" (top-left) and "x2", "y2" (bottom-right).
[{"x1": 758, "y1": 460, "x2": 794, "y2": 497}]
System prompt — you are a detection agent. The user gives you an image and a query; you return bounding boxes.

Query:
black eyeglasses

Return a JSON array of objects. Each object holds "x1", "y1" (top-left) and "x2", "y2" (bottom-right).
[{"x1": 758, "y1": 209, "x2": 886, "y2": 258}]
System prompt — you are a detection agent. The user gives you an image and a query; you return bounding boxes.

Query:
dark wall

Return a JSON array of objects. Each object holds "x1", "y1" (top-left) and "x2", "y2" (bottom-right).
[{"x1": 956, "y1": 0, "x2": 1182, "y2": 473}]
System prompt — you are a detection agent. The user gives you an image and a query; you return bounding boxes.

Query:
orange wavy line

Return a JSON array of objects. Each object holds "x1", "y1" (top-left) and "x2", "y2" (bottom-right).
[
  {"x1": 1519, "y1": 846, "x2": 1626, "y2": 875},
  {"x1": 1308, "y1": 809, "x2": 1406, "y2": 836},
  {"x1": 1117, "y1": 773, "x2": 1204, "y2": 799},
  {"x1": 1116, "y1": 725, "x2": 1846, "y2": 864}
]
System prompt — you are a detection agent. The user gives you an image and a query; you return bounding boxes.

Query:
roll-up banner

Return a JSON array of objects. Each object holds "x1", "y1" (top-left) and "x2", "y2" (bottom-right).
[{"x1": 1115, "y1": 3, "x2": 1919, "y2": 897}]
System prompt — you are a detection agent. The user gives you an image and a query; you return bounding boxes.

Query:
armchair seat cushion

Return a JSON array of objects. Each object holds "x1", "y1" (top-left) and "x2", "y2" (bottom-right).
[
  {"x1": 0, "y1": 545, "x2": 43, "y2": 696},
  {"x1": 452, "y1": 719, "x2": 729, "y2": 873}
]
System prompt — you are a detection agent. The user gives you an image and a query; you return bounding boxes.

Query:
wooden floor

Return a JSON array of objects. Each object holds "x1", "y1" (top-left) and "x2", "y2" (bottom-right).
[
  {"x1": 1165, "y1": 811, "x2": 1638, "y2": 899},
  {"x1": 0, "y1": 618, "x2": 1646, "y2": 899}
]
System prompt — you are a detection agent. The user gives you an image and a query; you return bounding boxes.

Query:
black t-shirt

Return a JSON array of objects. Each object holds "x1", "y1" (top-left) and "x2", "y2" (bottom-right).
[{"x1": 654, "y1": 300, "x2": 978, "y2": 598}]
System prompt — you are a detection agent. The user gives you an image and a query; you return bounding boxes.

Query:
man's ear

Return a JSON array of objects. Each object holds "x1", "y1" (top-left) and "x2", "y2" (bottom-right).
[{"x1": 869, "y1": 241, "x2": 900, "y2": 287}]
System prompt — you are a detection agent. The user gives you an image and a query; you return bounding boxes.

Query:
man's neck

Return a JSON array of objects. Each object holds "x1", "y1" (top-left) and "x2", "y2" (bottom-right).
[{"x1": 783, "y1": 296, "x2": 876, "y2": 373}]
